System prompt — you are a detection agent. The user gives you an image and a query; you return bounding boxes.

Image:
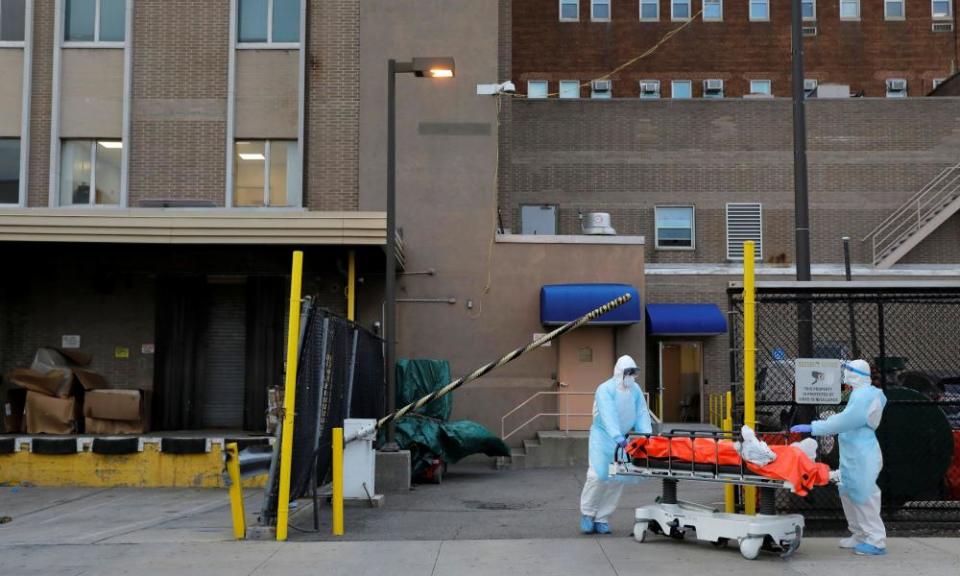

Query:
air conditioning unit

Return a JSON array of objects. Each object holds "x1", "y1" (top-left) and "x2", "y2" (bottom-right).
[
  {"x1": 802, "y1": 25, "x2": 818, "y2": 36},
  {"x1": 639, "y1": 81, "x2": 660, "y2": 97},
  {"x1": 581, "y1": 212, "x2": 617, "y2": 235},
  {"x1": 932, "y1": 21, "x2": 954, "y2": 32},
  {"x1": 704, "y1": 79, "x2": 723, "y2": 91},
  {"x1": 887, "y1": 78, "x2": 907, "y2": 91},
  {"x1": 592, "y1": 80, "x2": 612, "y2": 93}
]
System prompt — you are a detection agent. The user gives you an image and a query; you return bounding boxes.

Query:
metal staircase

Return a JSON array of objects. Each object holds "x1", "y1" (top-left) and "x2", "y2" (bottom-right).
[{"x1": 863, "y1": 162, "x2": 960, "y2": 269}]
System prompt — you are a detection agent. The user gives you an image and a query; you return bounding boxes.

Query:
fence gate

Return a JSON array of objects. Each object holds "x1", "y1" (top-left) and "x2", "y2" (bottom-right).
[{"x1": 728, "y1": 282, "x2": 960, "y2": 527}]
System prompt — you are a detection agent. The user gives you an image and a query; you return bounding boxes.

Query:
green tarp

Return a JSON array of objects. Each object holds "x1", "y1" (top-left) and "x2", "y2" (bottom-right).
[{"x1": 391, "y1": 359, "x2": 509, "y2": 477}]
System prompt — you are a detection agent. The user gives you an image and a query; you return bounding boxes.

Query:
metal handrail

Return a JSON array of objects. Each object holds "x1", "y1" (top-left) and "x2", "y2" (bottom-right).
[
  {"x1": 500, "y1": 390, "x2": 659, "y2": 442},
  {"x1": 862, "y1": 162, "x2": 959, "y2": 242},
  {"x1": 867, "y1": 164, "x2": 960, "y2": 266}
]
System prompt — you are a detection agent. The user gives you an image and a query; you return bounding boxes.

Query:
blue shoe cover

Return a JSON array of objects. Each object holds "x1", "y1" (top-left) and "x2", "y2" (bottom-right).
[
  {"x1": 853, "y1": 543, "x2": 887, "y2": 556},
  {"x1": 594, "y1": 522, "x2": 612, "y2": 535},
  {"x1": 580, "y1": 515, "x2": 595, "y2": 534}
]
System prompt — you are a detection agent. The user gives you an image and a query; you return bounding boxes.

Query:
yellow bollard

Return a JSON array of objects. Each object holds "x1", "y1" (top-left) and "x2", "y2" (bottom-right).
[
  {"x1": 332, "y1": 427, "x2": 344, "y2": 536},
  {"x1": 226, "y1": 442, "x2": 246, "y2": 540},
  {"x1": 723, "y1": 392, "x2": 735, "y2": 514},
  {"x1": 277, "y1": 250, "x2": 304, "y2": 542},
  {"x1": 743, "y1": 240, "x2": 757, "y2": 515}
]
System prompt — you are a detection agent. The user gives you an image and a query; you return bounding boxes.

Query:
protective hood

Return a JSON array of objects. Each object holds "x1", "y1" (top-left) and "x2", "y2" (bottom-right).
[
  {"x1": 843, "y1": 359, "x2": 872, "y2": 389},
  {"x1": 613, "y1": 355, "x2": 638, "y2": 387}
]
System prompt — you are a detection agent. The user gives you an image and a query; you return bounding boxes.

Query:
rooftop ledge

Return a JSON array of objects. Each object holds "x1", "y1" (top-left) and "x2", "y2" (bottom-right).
[
  {"x1": 0, "y1": 209, "x2": 389, "y2": 246},
  {"x1": 496, "y1": 234, "x2": 645, "y2": 245}
]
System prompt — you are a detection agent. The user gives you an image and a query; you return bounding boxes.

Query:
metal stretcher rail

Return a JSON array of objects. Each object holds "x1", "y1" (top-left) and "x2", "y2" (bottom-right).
[{"x1": 616, "y1": 430, "x2": 797, "y2": 491}]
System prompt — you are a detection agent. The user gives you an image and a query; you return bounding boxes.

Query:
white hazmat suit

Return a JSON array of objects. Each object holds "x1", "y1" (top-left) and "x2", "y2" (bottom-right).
[
  {"x1": 579, "y1": 355, "x2": 652, "y2": 533},
  {"x1": 810, "y1": 359, "x2": 887, "y2": 553}
]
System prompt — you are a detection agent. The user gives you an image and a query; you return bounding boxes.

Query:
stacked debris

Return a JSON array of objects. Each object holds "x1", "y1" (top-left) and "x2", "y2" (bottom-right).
[{"x1": 1, "y1": 348, "x2": 149, "y2": 435}]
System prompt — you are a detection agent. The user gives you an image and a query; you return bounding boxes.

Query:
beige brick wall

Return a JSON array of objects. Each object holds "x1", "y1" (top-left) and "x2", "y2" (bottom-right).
[
  {"x1": 26, "y1": 0, "x2": 54, "y2": 207},
  {"x1": 500, "y1": 98, "x2": 960, "y2": 265},
  {"x1": 305, "y1": 0, "x2": 359, "y2": 211},
  {"x1": 127, "y1": 0, "x2": 230, "y2": 207}
]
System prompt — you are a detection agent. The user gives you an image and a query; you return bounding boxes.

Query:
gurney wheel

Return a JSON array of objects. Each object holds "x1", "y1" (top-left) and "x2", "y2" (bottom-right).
[
  {"x1": 633, "y1": 522, "x2": 649, "y2": 543},
  {"x1": 739, "y1": 537, "x2": 763, "y2": 560}
]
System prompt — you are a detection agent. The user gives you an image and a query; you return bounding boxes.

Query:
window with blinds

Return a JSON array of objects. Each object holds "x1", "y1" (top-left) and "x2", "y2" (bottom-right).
[{"x1": 726, "y1": 203, "x2": 762, "y2": 261}]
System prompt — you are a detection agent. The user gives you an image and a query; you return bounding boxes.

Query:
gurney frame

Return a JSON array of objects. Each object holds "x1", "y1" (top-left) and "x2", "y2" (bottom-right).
[{"x1": 613, "y1": 430, "x2": 804, "y2": 560}]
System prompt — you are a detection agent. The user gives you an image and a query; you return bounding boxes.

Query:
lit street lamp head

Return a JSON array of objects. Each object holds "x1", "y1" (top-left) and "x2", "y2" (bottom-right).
[{"x1": 411, "y1": 57, "x2": 455, "y2": 78}]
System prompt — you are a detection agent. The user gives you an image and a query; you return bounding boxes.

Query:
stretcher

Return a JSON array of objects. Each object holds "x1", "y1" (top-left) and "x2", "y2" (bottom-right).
[{"x1": 611, "y1": 430, "x2": 822, "y2": 560}]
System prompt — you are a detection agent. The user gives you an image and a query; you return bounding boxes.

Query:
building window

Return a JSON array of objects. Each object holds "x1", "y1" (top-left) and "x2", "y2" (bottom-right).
[
  {"x1": 804, "y1": 78, "x2": 818, "y2": 96},
  {"x1": 802, "y1": 0, "x2": 815, "y2": 19},
  {"x1": 0, "y1": 0, "x2": 26, "y2": 43},
  {"x1": 560, "y1": 0, "x2": 579, "y2": 20},
  {"x1": 840, "y1": 0, "x2": 859, "y2": 19},
  {"x1": 591, "y1": 0, "x2": 610, "y2": 20},
  {"x1": 64, "y1": 0, "x2": 125, "y2": 43},
  {"x1": 655, "y1": 206, "x2": 695, "y2": 250},
  {"x1": 591, "y1": 79, "x2": 612, "y2": 99},
  {"x1": 672, "y1": 0, "x2": 691, "y2": 20},
  {"x1": 234, "y1": 140, "x2": 301, "y2": 207},
  {"x1": 521, "y1": 205, "x2": 557, "y2": 235},
  {"x1": 749, "y1": 0, "x2": 769, "y2": 20},
  {"x1": 704, "y1": 0, "x2": 723, "y2": 20},
  {"x1": 640, "y1": 0, "x2": 659, "y2": 20},
  {"x1": 885, "y1": 78, "x2": 907, "y2": 98},
  {"x1": 60, "y1": 140, "x2": 122, "y2": 206},
  {"x1": 932, "y1": 0, "x2": 952, "y2": 18},
  {"x1": 0, "y1": 138, "x2": 19, "y2": 204},
  {"x1": 238, "y1": 0, "x2": 300, "y2": 44},
  {"x1": 639, "y1": 80, "x2": 660, "y2": 99},
  {"x1": 703, "y1": 79, "x2": 724, "y2": 98},
  {"x1": 749, "y1": 79, "x2": 772, "y2": 96},
  {"x1": 559, "y1": 80, "x2": 580, "y2": 99},
  {"x1": 726, "y1": 203, "x2": 762, "y2": 261},
  {"x1": 885, "y1": 0, "x2": 904, "y2": 19},
  {"x1": 528, "y1": 80, "x2": 549, "y2": 99},
  {"x1": 672, "y1": 80, "x2": 692, "y2": 99}
]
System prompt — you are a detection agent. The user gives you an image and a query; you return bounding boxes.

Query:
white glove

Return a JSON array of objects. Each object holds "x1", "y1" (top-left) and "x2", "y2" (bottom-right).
[{"x1": 829, "y1": 469, "x2": 842, "y2": 485}]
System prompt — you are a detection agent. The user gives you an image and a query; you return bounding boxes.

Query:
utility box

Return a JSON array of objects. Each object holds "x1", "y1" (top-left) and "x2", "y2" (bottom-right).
[{"x1": 343, "y1": 419, "x2": 377, "y2": 499}]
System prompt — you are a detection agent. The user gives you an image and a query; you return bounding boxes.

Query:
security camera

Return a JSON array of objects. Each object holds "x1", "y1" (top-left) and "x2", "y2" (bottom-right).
[{"x1": 476, "y1": 81, "x2": 517, "y2": 96}]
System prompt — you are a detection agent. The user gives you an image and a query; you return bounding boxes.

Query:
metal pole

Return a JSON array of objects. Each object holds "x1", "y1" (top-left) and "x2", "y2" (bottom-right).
[
  {"x1": 276, "y1": 250, "x2": 304, "y2": 542},
  {"x1": 332, "y1": 427, "x2": 344, "y2": 536},
  {"x1": 791, "y1": 0, "x2": 811, "y2": 283},
  {"x1": 843, "y1": 237, "x2": 859, "y2": 357},
  {"x1": 385, "y1": 59, "x2": 397, "y2": 446},
  {"x1": 743, "y1": 240, "x2": 757, "y2": 515}
]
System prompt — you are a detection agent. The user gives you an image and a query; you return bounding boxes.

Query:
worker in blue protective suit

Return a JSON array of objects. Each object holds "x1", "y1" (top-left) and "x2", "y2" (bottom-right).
[
  {"x1": 580, "y1": 355, "x2": 653, "y2": 535},
  {"x1": 791, "y1": 359, "x2": 888, "y2": 556}
]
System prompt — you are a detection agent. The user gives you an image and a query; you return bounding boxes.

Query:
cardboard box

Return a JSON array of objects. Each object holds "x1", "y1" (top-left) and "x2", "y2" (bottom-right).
[
  {"x1": 3, "y1": 388, "x2": 26, "y2": 433},
  {"x1": 9, "y1": 367, "x2": 74, "y2": 398},
  {"x1": 83, "y1": 390, "x2": 142, "y2": 421},
  {"x1": 25, "y1": 391, "x2": 77, "y2": 434},
  {"x1": 84, "y1": 416, "x2": 146, "y2": 435}
]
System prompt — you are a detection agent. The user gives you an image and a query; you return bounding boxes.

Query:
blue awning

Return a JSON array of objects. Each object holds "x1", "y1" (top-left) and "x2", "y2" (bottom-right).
[
  {"x1": 540, "y1": 284, "x2": 641, "y2": 325},
  {"x1": 646, "y1": 304, "x2": 727, "y2": 335}
]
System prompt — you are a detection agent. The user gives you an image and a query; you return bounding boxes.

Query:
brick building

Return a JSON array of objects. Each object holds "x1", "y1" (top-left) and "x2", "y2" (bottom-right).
[
  {"x1": 512, "y1": 0, "x2": 960, "y2": 98},
  {"x1": 0, "y1": 0, "x2": 386, "y2": 432}
]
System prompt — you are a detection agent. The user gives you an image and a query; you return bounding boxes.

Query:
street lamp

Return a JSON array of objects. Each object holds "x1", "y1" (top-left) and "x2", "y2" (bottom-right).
[{"x1": 384, "y1": 56, "x2": 455, "y2": 446}]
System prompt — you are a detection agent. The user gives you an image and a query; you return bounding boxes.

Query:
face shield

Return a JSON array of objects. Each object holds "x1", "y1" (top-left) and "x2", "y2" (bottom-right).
[
  {"x1": 841, "y1": 360, "x2": 872, "y2": 389},
  {"x1": 621, "y1": 366, "x2": 639, "y2": 387}
]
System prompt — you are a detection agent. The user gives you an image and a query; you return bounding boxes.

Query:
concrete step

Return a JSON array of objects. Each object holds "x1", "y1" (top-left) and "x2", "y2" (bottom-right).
[{"x1": 503, "y1": 430, "x2": 590, "y2": 469}]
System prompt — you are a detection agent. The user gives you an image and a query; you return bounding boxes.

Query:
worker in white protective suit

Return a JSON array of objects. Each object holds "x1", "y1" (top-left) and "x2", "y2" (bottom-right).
[
  {"x1": 580, "y1": 355, "x2": 653, "y2": 534},
  {"x1": 791, "y1": 359, "x2": 888, "y2": 556}
]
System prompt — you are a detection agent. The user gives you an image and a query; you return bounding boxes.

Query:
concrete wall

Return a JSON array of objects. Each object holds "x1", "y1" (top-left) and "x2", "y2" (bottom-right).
[
  {"x1": 0, "y1": 50, "x2": 23, "y2": 137},
  {"x1": 499, "y1": 97, "x2": 960, "y2": 266},
  {"x1": 235, "y1": 50, "x2": 299, "y2": 139},
  {"x1": 511, "y1": 0, "x2": 960, "y2": 98},
  {"x1": 60, "y1": 49, "x2": 124, "y2": 138},
  {"x1": 361, "y1": 0, "x2": 649, "y2": 439}
]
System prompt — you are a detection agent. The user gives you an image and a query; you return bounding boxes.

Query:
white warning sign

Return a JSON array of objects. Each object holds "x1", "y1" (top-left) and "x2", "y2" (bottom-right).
[{"x1": 794, "y1": 358, "x2": 842, "y2": 405}]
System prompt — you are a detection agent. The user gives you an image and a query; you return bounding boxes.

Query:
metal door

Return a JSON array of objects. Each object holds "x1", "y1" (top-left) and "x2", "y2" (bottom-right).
[{"x1": 201, "y1": 282, "x2": 246, "y2": 428}]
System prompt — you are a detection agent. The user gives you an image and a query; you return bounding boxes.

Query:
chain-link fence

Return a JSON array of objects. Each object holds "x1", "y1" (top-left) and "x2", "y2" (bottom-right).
[
  {"x1": 260, "y1": 304, "x2": 385, "y2": 524},
  {"x1": 728, "y1": 283, "x2": 960, "y2": 527}
]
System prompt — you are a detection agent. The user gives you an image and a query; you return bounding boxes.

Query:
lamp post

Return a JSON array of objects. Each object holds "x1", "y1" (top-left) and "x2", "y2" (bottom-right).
[{"x1": 385, "y1": 57, "x2": 455, "y2": 446}]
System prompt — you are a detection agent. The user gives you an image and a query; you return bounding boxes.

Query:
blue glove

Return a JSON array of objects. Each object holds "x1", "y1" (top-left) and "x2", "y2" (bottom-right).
[
  {"x1": 615, "y1": 435, "x2": 627, "y2": 449},
  {"x1": 790, "y1": 424, "x2": 812, "y2": 434}
]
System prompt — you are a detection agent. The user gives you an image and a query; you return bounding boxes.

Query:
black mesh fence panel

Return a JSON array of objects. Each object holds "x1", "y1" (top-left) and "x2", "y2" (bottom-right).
[
  {"x1": 261, "y1": 305, "x2": 385, "y2": 524},
  {"x1": 728, "y1": 286, "x2": 960, "y2": 526}
]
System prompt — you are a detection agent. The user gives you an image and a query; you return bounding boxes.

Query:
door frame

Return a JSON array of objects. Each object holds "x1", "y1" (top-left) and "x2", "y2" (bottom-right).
[{"x1": 657, "y1": 340, "x2": 705, "y2": 423}]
